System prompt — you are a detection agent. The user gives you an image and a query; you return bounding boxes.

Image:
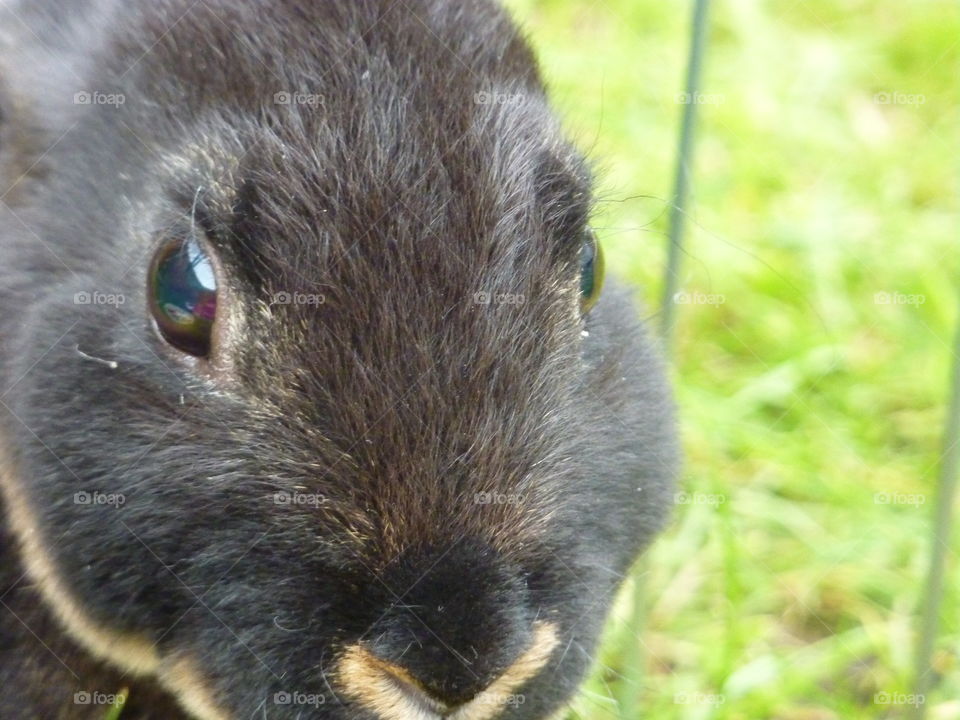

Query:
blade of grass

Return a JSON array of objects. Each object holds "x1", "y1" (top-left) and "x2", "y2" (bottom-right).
[
  {"x1": 911, "y1": 286, "x2": 960, "y2": 719},
  {"x1": 620, "y1": 0, "x2": 713, "y2": 715},
  {"x1": 102, "y1": 687, "x2": 128, "y2": 720},
  {"x1": 659, "y1": 0, "x2": 712, "y2": 344}
]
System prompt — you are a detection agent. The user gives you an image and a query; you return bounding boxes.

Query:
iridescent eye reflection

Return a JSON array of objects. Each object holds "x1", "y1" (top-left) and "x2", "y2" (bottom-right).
[{"x1": 148, "y1": 235, "x2": 218, "y2": 357}]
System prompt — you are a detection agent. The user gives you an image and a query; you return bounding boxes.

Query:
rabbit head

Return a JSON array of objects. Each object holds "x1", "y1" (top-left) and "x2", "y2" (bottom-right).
[{"x1": 0, "y1": 1, "x2": 678, "y2": 718}]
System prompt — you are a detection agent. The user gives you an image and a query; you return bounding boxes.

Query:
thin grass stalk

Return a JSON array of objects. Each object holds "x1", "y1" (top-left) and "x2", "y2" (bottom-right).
[
  {"x1": 659, "y1": 0, "x2": 711, "y2": 344},
  {"x1": 620, "y1": 1, "x2": 712, "y2": 716},
  {"x1": 911, "y1": 289, "x2": 960, "y2": 719}
]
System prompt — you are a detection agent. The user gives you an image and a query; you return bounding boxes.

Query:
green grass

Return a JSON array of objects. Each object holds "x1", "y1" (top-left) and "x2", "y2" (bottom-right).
[
  {"x1": 103, "y1": 688, "x2": 128, "y2": 720},
  {"x1": 502, "y1": 0, "x2": 960, "y2": 718}
]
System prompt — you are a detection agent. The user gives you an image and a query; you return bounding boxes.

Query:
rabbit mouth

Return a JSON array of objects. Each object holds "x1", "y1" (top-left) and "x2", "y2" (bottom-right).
[{"x1": 336, "y1": 620, "x2": 559, "y2": 720}]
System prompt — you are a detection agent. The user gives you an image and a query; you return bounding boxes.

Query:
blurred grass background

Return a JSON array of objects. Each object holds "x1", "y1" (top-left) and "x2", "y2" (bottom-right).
[{"x1": 501, "y1": 0, "x2": 960, "y2": 718}]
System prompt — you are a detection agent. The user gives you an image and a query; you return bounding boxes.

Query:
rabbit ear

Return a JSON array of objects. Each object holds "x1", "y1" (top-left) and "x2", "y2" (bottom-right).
[
  {"x1": 0, "y1": 3, "x2": 65, "y2": 194},
  {"x1": 0, "y1": 0, "x2": 114, "y2": 133},
  {"x1": 0, "y1": 0, "x2": 120, "y2": 207}
]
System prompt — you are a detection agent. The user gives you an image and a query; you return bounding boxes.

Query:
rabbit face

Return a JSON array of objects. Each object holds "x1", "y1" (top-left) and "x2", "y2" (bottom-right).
[{"x1": 0, "y1": 1, "x2": 678, "y2": 718}]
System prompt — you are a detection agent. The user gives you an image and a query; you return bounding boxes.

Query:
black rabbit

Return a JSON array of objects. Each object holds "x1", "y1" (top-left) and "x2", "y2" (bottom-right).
[{"x1": 0, "y1": 1, "x2": 678, "y2": 718}]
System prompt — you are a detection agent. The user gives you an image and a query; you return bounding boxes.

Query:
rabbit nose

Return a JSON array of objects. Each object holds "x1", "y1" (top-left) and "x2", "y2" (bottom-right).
[
  {"x1": 337, "y1": 539, "x2": 557, "y2": 712},
  {"x1": 337, "y1": 619, "x2": 561, "y2": 718},
  {"x1": 364, "y1": 634, "x2": 501, "y2": 709},
  {"x1": 360, "y1": 650, "x2": 473, "y2": 713}
]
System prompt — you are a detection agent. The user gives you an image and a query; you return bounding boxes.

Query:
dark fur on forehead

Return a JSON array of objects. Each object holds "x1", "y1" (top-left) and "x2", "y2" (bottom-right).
[
  {"x1": 104, "y1": 0, "x2": 599, "y2": 558},
  {"x1": 133, "y1": 0, "x2": 594, "y2": 268}
]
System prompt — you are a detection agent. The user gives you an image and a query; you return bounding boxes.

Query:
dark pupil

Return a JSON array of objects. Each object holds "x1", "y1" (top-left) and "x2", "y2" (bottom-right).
[
  {"x1": 150, "y1": 236, "x2": 217, "y2": 357},
  {"x1": 580, "y1": 240, "x2": 597, "y2": 299}
]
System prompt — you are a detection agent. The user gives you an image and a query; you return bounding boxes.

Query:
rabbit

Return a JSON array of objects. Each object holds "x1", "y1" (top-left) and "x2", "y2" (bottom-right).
[{"x1": 0, "y1": 0, "x2": 679, "y2": 718}]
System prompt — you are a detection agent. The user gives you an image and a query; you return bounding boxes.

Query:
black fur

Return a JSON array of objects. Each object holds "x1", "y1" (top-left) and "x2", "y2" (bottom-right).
[{"x1": 0, "y1": 1, "x2": 678, "y2": 718}]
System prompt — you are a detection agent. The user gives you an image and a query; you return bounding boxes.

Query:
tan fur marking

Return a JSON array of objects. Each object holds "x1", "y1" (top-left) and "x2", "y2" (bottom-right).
[
  {"x1": 0, "y1": 435, "x2": 234, "y2": 720},
  {"x1": 1, "y1": 433, "x2": 561, "y2": 720},
  {"x1": 161, "y1": 657, "x2": 234, "y2": 720},
  {"x1": 453, "y1": 621, "x2": 559, "y2": 720},
  {"x1": 337, "y1": 644, "x2": 445, "y2": 720},
  {"x1": 0, "y1": 437, "x2": 161, "y2": 674},
  {"x1": 337, "y1": 620, "x2": 560, "y2": 720}
]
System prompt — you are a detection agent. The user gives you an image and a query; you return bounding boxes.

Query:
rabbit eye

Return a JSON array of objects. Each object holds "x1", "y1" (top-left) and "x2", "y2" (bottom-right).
[
  {"x1": 579, "y1": 229, "x2": 605, "y2": 314},
  {"x1": 148, "y1": 235, "x2": 218, "y2": 357}
]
